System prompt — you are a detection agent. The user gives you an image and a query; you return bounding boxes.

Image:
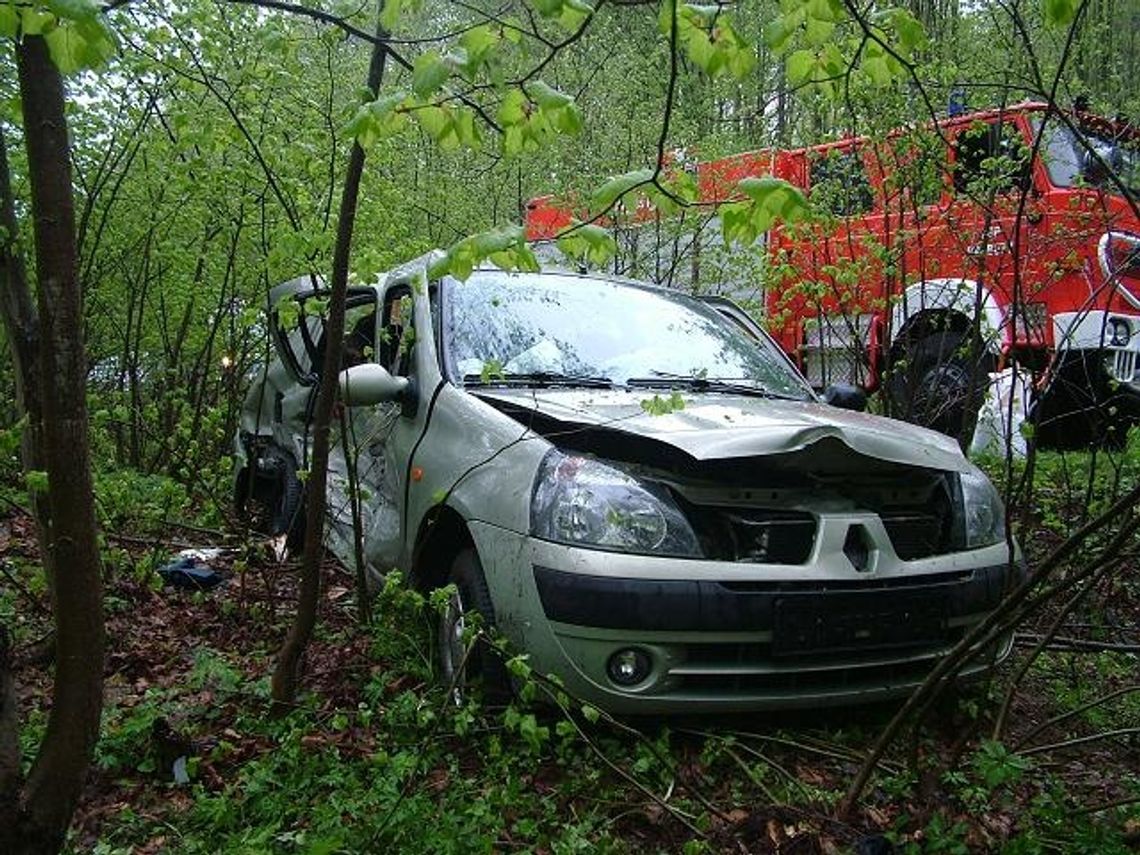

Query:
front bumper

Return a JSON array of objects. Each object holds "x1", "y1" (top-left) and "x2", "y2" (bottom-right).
[{"x1": 469, "y1": 522, "x2": 1022, "y2": 714}]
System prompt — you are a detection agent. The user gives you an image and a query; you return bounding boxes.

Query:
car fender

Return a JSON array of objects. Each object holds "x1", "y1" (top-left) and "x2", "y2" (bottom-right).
[{"x1": 402, "y1": 383, "x2": 553, "y2": 570}]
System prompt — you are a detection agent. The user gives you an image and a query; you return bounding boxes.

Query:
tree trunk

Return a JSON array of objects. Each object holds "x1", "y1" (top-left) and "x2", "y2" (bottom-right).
[
  {"x1": 0, "y1": 36, "x2": 106, "y2": 855},
  {"x1": 271, "y1": 5, "x2": 389, "y2": 707},
  {"x1": 0, "y1": 127, "x2": 53, "y2": 569}
]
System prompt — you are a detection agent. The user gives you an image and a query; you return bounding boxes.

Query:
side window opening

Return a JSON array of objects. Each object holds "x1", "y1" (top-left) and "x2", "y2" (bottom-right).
[
  {"x1": 809, "y1": 148, "x2": 874, "y2": 216},
  {"x1": 270, "y1": 283, "x2": 377, "y2": 384},
  {"x1": 952, "y1": 121, "x2": 1032, "y2": 196},
  {"x1": 380, "y1": 287, "x2": 415, "y2": 377}
]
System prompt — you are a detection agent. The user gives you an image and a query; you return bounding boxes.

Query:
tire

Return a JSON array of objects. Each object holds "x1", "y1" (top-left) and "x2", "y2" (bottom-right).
[
  {"x1": 236, "y1": 445, "x2": 305, "y2": 551},
  {"x1": 1031, "y1": 352, "x2": 1136, "y2": 450},
  {"x1": 437, "y1": 549, "x2": 511, "y2": 707},
  {"x1": 887, "y1": 330, "x2": 994, "y2": 443}
]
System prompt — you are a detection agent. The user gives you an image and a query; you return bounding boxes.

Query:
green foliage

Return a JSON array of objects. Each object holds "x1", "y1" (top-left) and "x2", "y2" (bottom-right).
[
  {"x1": 346, "y1": 92, "x2": 411, "y2": 146},
  {"x1": 498, "y1": 83, "x2": 583, "y2": 156},
  {"x1": 1041, "y1": 0, "x2": 1079, "y2": 27},
  {"x1": 0, "y1": 0, "x2": 117, "y2": 73},
  {"x1": 528, "y1": 0, "x2": 595, "y2": 31},
  {"x1": 555, "y1": 223, "x2": 617, "y2": 267},
  {"x1": 970, "y1": 739, "x2": 1031, "y2": 789},
  {"x1": 428, "y1": 225, "x2": 540, "y2": 281},
  {"x1": 720, "y1": 177, "x2": 809, "y2": 246},
  {"x1": 639, "y1": 391, "x2": 686, "y2": 415},
  {"x1": 659, "y1": 1, "x2": 757, "y2": 80}
]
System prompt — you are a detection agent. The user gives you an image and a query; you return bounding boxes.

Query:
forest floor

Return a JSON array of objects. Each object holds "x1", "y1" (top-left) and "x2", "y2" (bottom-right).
[{"x1": 3, "y1": 470, "x2": 1140, "y2": 853}]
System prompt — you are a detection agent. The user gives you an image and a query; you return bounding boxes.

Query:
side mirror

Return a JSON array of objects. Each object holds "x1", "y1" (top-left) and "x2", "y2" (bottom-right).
[
  {"x1": 824, "y1": 383, "x2": 867, "y2": 412},
  {"x1": 339, "y1": 363, "x2": 410, "y2": 407}
]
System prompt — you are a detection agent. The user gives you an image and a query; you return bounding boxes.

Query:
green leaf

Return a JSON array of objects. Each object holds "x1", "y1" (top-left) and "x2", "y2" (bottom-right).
[
  {"x1": 415, "y1": 103, "x2": 453, "y2": 142},
  {"x1": 46, "y1": 0, "x2": 99, "y2": 21},
  {"x1": 497, "y1": 88, "x2": 528, "y2": 127},
  {"x1": 0, "y1": 5, "x2": 17, "y2": 38},
  {"x1": 412, "y1": 50, "x2": 450, "y2": 98},
  {"x1": 453, "y1": 107, "x2": 482, "y2": 150},
  {"x1": 1041, "y1": 0, "x2": 1077, "y2": 26},
  {"x1": 786, "y1": 49, "x2": 816, "y2": 85},
  {"x1": 529, "y1": 0, "x2": 593, "y2": 27},
  {"x1": 528, "y1": 80, "x2": 571, "y2": 110},
  {"x1": 549, "y1": 100, "x2": 582, "y2": 134},
  {"x1": 428, "y1": 225, "x2": 539, "y2": 282},
  {"x1": 480, "y1": 359, "x2": 505, "y2": 381},
  {"x1": 640, "y1": 392, "x2": 686, "y2": 416},
  {"x1": 720, "y1": 177, "x2": 809, "y2": 245},
  {"x1": 861, "y1": 54, "x2": 891, "y2": 86},
  {"x1": 591, "y1": 168, "x2": 652, "y2": 214},
  {"x1": 764, "y1": 17, "x2": 794, "y2": 53},
  {"x1": 20, "y1": 6, "x2": 55, "y2": 35},
  {"x1": 888, "y1": 8, "x2": 927, "y2": 54},
  {"x1": 380, "y1": 0, "x2": 422, "y2": 31},
  {"x1": 459, "y1": 23, "x2": 499, "y2": 73},
  {"x1": 346, "y1": 92, "x2": 408, "y2": 147},
  {"x1": 803, "y1": 15, "x2": 834, "y2": 47},
  {"x1": 45, "y1": 22, "x2": 84, "y2": 73},
  {"x1": 556, "y1": 223, "x2": 617, "y2": 267}
]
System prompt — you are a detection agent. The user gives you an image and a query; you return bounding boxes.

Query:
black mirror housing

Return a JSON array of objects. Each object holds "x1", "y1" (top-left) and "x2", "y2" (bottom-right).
[{"x1": 824, "y1": 383, "x2": 867, "y2": 412}]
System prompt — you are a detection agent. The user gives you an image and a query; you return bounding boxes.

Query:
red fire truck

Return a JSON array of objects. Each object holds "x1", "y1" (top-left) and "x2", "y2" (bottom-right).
[{"x1": 525, "y1": 102, "x2": 1140, "y2": 448}]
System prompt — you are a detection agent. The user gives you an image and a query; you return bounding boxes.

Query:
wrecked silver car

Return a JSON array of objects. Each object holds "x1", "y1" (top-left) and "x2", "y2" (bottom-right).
[{"x1": 235, "y1": 259, "x2": 1022, "y2": 713}]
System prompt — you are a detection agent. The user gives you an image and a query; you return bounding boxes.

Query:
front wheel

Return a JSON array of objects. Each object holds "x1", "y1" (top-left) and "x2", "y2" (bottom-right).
[
  {"x1": 887, "y1": 331, "x2": 994, "y2": 444},
  {"x1": 437, "y1": 549, "x2": 511, "y2": 707}
]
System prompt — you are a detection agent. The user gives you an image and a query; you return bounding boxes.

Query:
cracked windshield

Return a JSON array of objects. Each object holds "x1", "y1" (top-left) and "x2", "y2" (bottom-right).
[{"x1": 444, "y1": 271, "x2": 812, "y2": 399}]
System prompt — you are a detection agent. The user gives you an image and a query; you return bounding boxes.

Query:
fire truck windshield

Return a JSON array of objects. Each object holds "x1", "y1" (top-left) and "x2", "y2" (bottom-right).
[{"x1": 1040, "y1": 120, "x2": 1140, "y2": 198}]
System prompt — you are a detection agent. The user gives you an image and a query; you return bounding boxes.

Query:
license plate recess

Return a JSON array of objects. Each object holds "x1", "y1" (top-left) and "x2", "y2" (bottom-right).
[{"x1": 772, "y1": 592, "x2": 947, "y2": 657}]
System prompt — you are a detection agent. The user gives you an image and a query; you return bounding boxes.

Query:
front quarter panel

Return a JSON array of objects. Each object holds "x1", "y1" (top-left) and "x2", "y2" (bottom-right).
[{"x1": 405, "y1": 385, "x2": 550, "y2": 563}]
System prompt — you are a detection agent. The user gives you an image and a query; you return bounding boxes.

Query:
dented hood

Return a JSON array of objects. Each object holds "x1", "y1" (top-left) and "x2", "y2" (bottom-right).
[{"x1": 475, "y1": 387, "x2": 971, "y2": 473}]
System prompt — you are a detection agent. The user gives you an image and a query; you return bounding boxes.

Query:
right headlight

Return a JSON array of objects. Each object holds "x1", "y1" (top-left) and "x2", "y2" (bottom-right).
[
  {"x1": 530, "y1": 450, "x2": 702, "y2": 557},
  {"x1": 959, "y1": 463, "x2": 1006, "y2": 548}
]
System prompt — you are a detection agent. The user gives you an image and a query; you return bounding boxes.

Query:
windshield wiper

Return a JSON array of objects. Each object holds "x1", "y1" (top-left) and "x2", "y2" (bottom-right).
[
  {"x1": 625, "y1": 372, "x2": 806, "y2": 401},
  {"x1": 463, "y1": 371, "x2": 614, "y2": 389}
]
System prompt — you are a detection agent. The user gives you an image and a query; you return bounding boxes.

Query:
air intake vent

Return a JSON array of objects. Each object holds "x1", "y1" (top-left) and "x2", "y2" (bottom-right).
[{"x1": 843, "y1": 524, "x2": 875, "y2": 572}]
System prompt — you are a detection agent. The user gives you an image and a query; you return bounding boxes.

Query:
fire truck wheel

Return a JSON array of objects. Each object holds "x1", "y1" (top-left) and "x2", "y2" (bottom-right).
[{"x1": 887, "y1": 331, "x2": 994, "y2": 442}]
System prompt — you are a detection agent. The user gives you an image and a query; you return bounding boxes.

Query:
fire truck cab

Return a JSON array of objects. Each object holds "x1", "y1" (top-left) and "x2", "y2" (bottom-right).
[{"x1": 526, "y1": 102, "x2": 1140, "y2": 450}]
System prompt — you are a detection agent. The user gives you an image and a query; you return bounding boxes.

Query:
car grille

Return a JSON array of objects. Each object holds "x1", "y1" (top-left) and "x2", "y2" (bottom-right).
[
  {"x1": 688, "y1": 504, "x2": 949, "y2": 564},
  {"x1": 720, "y1": 509, "x2": 816, "y2": 563},
  {"x1": 880, "y1": 509, "x2": 946, "y2": 560}
]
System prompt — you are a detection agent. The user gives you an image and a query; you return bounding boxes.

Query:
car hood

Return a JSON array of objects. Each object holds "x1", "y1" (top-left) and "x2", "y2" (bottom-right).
[{"x1": 473, "y1": 387, "x2": 971, "y2": 473}]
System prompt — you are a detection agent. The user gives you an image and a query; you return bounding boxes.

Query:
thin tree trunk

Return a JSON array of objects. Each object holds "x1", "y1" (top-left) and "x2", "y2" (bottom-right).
[
  {"x1": 271, "y1": 4, "x2": 389, "y2": 707},
  {"x1": 0, "y1": 128, "x2": 53, "y2": 565},
  {"x1": 0, "y1": 36, "x2": 106, "y2": 855}
]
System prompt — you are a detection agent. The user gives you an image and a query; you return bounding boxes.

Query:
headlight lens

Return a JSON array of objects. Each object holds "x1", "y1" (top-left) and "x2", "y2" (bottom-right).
[
  {"x1": 531, "y1": 450, "x2": 701, "y2": 557},
  {"x1": 959, "y1": 463, "x2": 1006, "y2": 548}
]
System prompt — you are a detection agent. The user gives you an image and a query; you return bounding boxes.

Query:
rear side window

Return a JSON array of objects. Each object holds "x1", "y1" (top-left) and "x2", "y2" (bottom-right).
[
  {"x1": 809, "y1": 148, "x2": 874, "y2": 216},
  {"x1": 952, "y1": 122, "x2": 1032, "y2": 196}
]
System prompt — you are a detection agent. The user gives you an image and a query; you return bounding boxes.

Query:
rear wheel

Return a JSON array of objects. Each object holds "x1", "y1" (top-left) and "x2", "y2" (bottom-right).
[
  {"x1": 236, "y1": 444, "x2": 305, "y2": 552},
  {"x1": 437, "y1": 549, "x2": 511, "y2": 707},
  {"x1": 887, "y1": 330, "x2": 994, "y2": 443}
]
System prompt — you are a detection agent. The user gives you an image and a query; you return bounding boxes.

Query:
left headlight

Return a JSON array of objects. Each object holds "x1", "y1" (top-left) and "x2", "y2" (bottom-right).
[
  {"x1": 959, "y1": 463, "x2": 1006, "y2": 548},
  {"x1": 531, "y1": 450, "x2": 702, "y2": 557}
]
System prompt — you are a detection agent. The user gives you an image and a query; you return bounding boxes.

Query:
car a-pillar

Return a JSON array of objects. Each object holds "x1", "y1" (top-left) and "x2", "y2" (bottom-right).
[{"x1": 884, "y1": 307, "x2": 995, "y2": 448}]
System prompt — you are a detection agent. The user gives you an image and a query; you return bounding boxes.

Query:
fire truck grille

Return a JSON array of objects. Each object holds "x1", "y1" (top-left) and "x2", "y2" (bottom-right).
[{"x1": 1110, "y1": 350, "x2": 1138, "y2": 384}]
